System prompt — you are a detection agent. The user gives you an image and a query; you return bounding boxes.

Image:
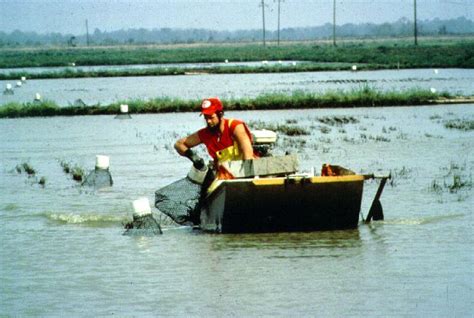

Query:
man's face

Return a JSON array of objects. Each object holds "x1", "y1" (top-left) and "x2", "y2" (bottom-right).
[{"x1": 204, "y1": 113, "x2": 220, "y2": 131}]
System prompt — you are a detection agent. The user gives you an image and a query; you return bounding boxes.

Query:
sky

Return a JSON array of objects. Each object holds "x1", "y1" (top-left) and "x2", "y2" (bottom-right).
[{"x1": 0, "y1": 0, "x2": 472, "y2": 35}]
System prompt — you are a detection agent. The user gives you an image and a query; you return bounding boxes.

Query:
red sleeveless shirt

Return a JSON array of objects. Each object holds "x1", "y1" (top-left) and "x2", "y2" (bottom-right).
[{"x1": 197, "y1": 118, "x2": 253, "y2": 162}]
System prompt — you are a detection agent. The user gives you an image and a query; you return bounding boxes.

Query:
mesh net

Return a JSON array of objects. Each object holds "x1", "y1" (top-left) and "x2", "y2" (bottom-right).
[
  {"x1": 82, "y1": 169, "x2": 113, "y2": 189},
  {"x1": 154, "y1": 177, "x2": 202, "y2": 225},
  {"x1": 123, "y1": 214, "x2": 163, "y2": 236}
]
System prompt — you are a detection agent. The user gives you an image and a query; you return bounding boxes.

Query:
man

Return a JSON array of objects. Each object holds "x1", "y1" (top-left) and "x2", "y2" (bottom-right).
[
  {"x1": 174, "y1": 97, "x2": 255, "y2": 176},
  {"x1": 171, "y1": 97, "x2": 256, "y2": 225}
]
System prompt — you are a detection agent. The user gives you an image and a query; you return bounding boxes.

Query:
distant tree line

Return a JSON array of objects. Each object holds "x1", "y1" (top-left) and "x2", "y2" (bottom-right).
[{"x1": 0, "y1": 17, "x2": 472, "y2": 47}]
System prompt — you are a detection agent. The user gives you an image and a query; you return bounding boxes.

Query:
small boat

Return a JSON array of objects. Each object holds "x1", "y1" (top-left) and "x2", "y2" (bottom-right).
[
  {"x1": 155, "y1": 130, "x2": 389, "y2": 234},
  {"x1": 199, "y1": 158, "x2": 385, "y2": 233}
]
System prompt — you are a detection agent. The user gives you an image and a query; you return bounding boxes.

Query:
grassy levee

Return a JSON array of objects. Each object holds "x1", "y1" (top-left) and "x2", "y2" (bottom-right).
[
  {"x1": 0, "y1": 63, "x2": 374, "y2": 80},
  {"x1": 0, "y1": 87, "x2": 462, "y2": 119},
  {"x1": 0, "y1": 38, "x2": 473, "y2": 79}
]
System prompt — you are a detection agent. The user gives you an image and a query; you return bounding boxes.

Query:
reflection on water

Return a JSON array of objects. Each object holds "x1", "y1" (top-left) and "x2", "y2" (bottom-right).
[{"x1": 210, "y1": 230, "x2": 361, "y2": 252}]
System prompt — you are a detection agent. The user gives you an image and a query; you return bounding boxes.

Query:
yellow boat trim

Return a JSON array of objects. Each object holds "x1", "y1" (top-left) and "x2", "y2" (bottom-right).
[
  {"x1": 252, "y1": 178, "x2": 286, "y2": 185},
  {"x1": 252, "y1": 175, "x2": 364, "y2": 186},
  {"x1": 207, "y1": 179, "x2": 224, "y2": 194},
  {"x1": 309, "y1": 175, "x2": 365, "y2": 183}
]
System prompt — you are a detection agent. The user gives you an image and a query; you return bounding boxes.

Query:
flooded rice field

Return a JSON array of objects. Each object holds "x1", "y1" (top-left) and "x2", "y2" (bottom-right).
[
  {"x1": 0, "y1": 60, "x2": 302, "y2": 75},
  {"x1": 1, "y1": 104, "x2": 472, "y2": 316},
  {"x1": 1, "y1": 68, "x2": 473, "y2": 106}
]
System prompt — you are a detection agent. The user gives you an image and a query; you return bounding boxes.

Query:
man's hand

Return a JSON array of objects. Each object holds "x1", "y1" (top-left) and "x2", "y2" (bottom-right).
[
  {"x1": 184, "y1": 149, "x2": 206, "y2": 170},
  {"x1": 193, "y1": 158, "x2": 205, "y2": 170}
]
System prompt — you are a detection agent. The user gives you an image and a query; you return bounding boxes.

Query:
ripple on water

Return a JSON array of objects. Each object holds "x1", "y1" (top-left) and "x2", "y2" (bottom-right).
[
  {"x1": 2, "y1": 203, "x2": 19, "y2": 211},
  {"x1": 44, "y1": 211, "x2": 127, "y2": 227}
]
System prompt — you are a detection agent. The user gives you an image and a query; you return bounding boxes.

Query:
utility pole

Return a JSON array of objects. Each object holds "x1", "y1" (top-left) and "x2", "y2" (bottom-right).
[
  {"x1": 277, "y1": 0, "x2": 281, "y2": 46},
  {"x1": 261, "y1": 0, "x2": 266, "y2": 46},
  {"x1": 85, "y1": 19, "x2": 90, "y2": 46},
  {"x1": 414, "y1": 0, "x2": 418, "y2": 45},
  {"x1": 333, "y1": 0, "x2": 336, "y2": 46}
]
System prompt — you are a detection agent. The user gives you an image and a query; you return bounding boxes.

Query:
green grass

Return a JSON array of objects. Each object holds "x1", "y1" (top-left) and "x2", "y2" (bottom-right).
[
  {"x1": 0, "y1": 87, "x2": 463, "y2": 119},
  {"x1": 0, "y1": 63, "x2": 368, "y2": 80},
  {"x1": 1, "y1": 100, "x2": 61, "y2": 117},
  {"x1": 0, "y1": 39, "x2": 472, "y2": 79},
  {"x1": 247, "y1": 120, "x2": 310, "y2": 136}
]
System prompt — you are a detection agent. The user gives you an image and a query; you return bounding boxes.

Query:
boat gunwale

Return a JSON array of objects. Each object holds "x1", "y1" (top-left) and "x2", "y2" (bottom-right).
[
  {"x1": 252, "y1": 175, "x2": 365, "y2": 185},
  {"x1": 205, "y1": 174, "x2": 365, "y2": 198}
]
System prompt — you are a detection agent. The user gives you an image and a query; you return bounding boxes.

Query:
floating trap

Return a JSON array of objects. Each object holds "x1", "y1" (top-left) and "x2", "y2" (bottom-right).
[{"x1": 123, "y1": 198, "x2": 162, "y2": 236}]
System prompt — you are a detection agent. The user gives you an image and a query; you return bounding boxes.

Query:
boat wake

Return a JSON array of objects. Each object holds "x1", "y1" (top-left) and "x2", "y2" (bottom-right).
[
  {"x1": 375, "y1": 213, "x2": 465, "y2": 225},
  {"x1": 42, "y1": 211, "x2": 179, "y2": 229},
  {"x1": 44, "y1": 212, "x2": 126, "y2": 226}
]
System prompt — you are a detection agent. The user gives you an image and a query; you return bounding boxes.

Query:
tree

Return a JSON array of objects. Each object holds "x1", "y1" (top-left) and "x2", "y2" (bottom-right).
[{"x1": 68, "y1": 36, "x2": 77, "y2": 47}]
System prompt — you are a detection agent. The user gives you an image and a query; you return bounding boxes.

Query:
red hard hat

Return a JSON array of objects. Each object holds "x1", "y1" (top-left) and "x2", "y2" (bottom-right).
[{"x1": 201, "y1": 97, "x2": 223, "y2": 116}]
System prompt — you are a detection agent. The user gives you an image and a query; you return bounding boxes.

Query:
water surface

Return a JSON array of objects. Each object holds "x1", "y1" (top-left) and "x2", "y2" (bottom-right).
[
  {"x1": 1, "y1": 105, "x2": 473, "y2": 316},
  {"x1": 1, "y1": 68, "x2": 472, "y2": 106}
]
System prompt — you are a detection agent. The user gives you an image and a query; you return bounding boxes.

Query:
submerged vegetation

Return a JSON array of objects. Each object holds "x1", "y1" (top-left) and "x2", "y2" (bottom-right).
[
  {"x1": 59, "y1": 159, "x2": 85, "y2": 182},
  {"x1": 14, "y1": 162, "x2": 47, "y2": 187},
  {"x1": 71, "y1": 166, "x2": 85, "y2": 182},
  {"x1": 444, "y1": 119, "x2": 474, "y2": 131},
  {"x1": 431, "y1": 162, "x2": 473, "y2": 194},
  {"x1": 16, "y1": 162, "x2": 36, "y2": 176},
  {"x1": 22, "y1": 163, "x2": 36, "y2": 175},
  {"x1": 38, "y1": 176, "x2": 46, "y2": 187},
  {"x1": 0, "y1": 87, "x2": 462, "y2": 119},
  {"x1": 431, "y1": 175, "x2": 472, "y2": 194},
  {"x1": 60, "y1": 160, "x2": 71, "y2": 174},
  {"x1": 316, "y1": 116, "x2": 359, "y2": 126}
]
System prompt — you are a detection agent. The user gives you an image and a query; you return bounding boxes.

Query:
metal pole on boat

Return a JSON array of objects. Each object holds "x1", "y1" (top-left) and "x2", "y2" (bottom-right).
[{"x1": 365, "y1": 175, "x2": 390, "y2": 223}]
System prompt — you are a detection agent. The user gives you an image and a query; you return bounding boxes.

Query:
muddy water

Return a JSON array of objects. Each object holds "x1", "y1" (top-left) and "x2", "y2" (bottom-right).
[
  {"x1": 1, "y1": 68, "x2": 473, "y2": 106},
  {"x1": 0, "y1": 105, "x2": 473, "y2": 316}
]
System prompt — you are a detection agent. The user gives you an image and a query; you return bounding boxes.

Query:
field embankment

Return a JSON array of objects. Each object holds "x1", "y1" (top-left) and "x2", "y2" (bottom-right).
[
  {"x1": 1, "y1": 87, "x2": 471, "y2": 119},
  {"x1": 0, "y1": 63, "x2": 372, "y2": 80},
  {"x1": 0, "y1": 39, "x2": 473, "y2": 79}
]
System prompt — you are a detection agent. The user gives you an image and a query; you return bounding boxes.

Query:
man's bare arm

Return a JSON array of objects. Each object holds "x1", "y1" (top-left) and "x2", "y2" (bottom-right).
[
  {"x1": 233, "y1": 124, "x2": 254, "y2": 160},
  {"x1": 174, "y1": 132, "x2": 201, "y2": 156}
]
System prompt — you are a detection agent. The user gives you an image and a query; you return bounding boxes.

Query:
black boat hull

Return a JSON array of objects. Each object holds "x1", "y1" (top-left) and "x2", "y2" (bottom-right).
[{"x1": 200, "y1": 175, "x2": 364, "y2": 233}]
